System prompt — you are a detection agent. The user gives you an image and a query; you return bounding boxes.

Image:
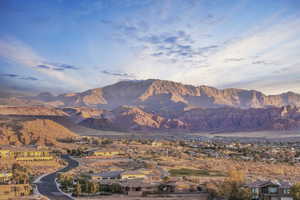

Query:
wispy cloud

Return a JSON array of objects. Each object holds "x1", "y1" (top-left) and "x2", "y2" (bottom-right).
[
  {"x1": 182, "y1": 15, "x2": 300, "y2": 93},
  {"x1": 0, "y1": 73, "x2": 19, "y2": 78},
  {"x1": 122, "y1": 12, "x2": 300, "y2": 94},
  {"x1": 101, "y1": 70, "x2": 135, "y2": 78},
  {"x1": 0, "y1": 38, "x2": 88, "y2": 90},
  {"x1": 20, "y1": 76, "x2": 38, "y2": 81},
  {"x1": 36, "y1": 62, "x2": 80, "y2": 71},
  {"x1": 35, "y1": 64, "x2": 50, "y2": 69},
  {"x1": 224, "y1": 58, "x2": 245, "y2": 62},
  {"x1": 135, "y1": 30, "x2": 215, "y2": 66},
  {"x1": 251, "y1": 60, "x2": 279, "y2": 65},
  {"x1": 0, "y1": 73, "x2": 38, "y2": 81}
]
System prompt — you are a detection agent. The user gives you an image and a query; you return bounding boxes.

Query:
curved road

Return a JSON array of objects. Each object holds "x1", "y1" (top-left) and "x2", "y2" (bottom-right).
[{"x1": 36, "y1": 155, "x2": 79, "y2": 200}]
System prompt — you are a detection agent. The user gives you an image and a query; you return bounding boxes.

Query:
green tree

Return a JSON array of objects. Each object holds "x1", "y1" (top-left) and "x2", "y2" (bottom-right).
[
  {"x1": 58, "y1": 173, "x2": 73, "y2": 192},
  {"x1": 12, "y1": 163, "x2": 30, "y2": 184},
  {"x1": 226, "y1": 169, "x2": 246, "y2": 183},
  {"x1": 291, "y1": 183, "x2": 300, "y2": 200},
  {"x1": 110, "y1": 183, "x2": 122, "y2": 193},
  {"x1": 73, "y1": 183, "x2": 81, "y2": 197},
  {"x1": 90, "y1": 182, "x2": 98, "y2": 194},
  {"x1": 212, "y1": 170, "x2": 251, "y2": 200},
  {"x1": 218, "y1": 181, "x2": 251, "y2": 200},
  {"x1": 179, "y1": 141, "x2": 185, "y2": 146},
  {"x1": 80, "y1": 179, "x2": 90, "y2": 193},
  {"x1": 102, "y1": 139, "x2": 113, "y2": 145},
  {"x1": 100, "y1": 184, "x2": 110, "y2": 192},
  {"x1": 162, "y1": 176, "x2": 170, "y2": 182}
]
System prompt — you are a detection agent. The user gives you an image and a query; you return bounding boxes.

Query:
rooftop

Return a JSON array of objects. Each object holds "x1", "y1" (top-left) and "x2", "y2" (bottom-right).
[
  {"x1": 246, "y1": 180, "x2": 292, "y2": 189},
  {"x1": 91, "y1": 171, "x2": 123, "y2": 179}
]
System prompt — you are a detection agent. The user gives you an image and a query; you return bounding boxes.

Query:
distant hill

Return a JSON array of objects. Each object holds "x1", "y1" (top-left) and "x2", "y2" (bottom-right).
[
  {"x1": 0, "y1": 105, "x2": 67, "y2": 116},
  {"x1": 0, "y1": 116, "x2": 78, "y2": 147}
]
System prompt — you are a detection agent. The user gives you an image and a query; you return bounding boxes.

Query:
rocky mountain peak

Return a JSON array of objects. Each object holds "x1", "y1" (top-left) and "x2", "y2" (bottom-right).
[{"x1": 8, "y1": 79, "x2": 300, "y2": 111}]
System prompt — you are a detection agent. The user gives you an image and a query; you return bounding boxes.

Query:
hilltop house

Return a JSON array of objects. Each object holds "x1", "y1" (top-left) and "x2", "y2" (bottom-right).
[
  {"x1": 94, "y1": 150, "x2": 120, "y2": 157},
  {"x1": 0, "y1": 147, "x2": 53, "y2": 161},
  {"x1": 0, "y1": 172, "x2": 13, "y2": 184},
  {"x1": 90, "y1": 168, "x2": 154, "y2": 182},
  {"x1": 98, "y1": 179, "x2": 160, "y2": 196},
  {"x1": 119, "y1": 180, "x2": 159, "y2": 196},
  {"x1": 247, "y1": 180, "x2": 293, "y2": 200},
  {"x1": 0, "y1": 150, "x2": 10, "y2": 159},
  {"x1": 121, "y1": 170, "x2": 148, "y2": 180},
  {"x1": 86, "y1": 148, "x2": 123, "y2": 158},
  {"x1": 90, "y1": 171, "x2": 123, "y2": 181},
  {"x1": 151, "y1": 140, "x2": 164, "y2": 147}
]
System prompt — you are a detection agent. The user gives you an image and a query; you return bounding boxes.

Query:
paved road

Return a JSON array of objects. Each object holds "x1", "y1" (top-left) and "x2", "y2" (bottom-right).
[{"x1": 36, "y1": 155, "x2": 79, "y2": 200}]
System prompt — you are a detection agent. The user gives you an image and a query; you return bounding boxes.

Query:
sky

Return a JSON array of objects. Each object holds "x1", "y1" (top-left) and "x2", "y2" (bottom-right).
[{"x1": 0, "y1": 0, "x2": 300, "y2": 95}]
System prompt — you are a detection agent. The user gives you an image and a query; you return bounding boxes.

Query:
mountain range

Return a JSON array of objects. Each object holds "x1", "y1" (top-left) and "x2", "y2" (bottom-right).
[
  {"x1": 24, "y1": 79, "x2": 300, "y2": 111},
  {"x1": 0, "y1": 79, "x2": 300, "y2": 142}
]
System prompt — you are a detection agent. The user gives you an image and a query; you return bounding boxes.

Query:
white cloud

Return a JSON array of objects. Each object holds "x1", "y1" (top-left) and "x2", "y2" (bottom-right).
[
  {"x1": 124, "y1": 14, "x2": 300, "y2": 94},
  {"x1": 0, "y1": 37, "x2": 89, "y2": 90},
  {"x1": 189, "y1": 15, "x2": 300, "y2": 90}
]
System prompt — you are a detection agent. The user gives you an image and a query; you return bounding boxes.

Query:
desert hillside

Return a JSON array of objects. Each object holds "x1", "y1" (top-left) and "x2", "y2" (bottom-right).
[
  {"x1": 0, "y1": 105, "x2": 67, "y2": 116},
  {"x1": 0, "y1": 117, "x2": 78, "y2": 147}
]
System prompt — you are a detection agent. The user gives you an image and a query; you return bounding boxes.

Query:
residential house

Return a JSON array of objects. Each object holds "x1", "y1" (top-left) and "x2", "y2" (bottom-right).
[
  {"x1": 121, "y1": 170, "x2": 148, "y2": 180},
  {"x1": 119, "y1": 180, "x2": 159, "y2": 196},
  {"x1": 86, "y1": 149, "x2": 123, "y2": 158},
  {"x1": 0, "y1": 172, "x2": 13, "y2": 184},
  {"x1": 90, "y1": 171, "x2": 123, "y2": 181},
  {"x1": 98, "y1": 179, "x2": 159, "y2": 196},
  {"x1": 152, "y1": 141, "x2": 164, "y2": 147},
  {"x1": 247, "y1": 180, "x2": 293, "y2": 200},
  {"x1": 0, "y1": 147, "x2": 53, "y2": 161},
  {"x1": 0, "y1": 150, "x2": 10, "y2": 159}
]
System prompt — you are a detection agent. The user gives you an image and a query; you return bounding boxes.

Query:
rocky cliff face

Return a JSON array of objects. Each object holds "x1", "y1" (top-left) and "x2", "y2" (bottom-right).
[
  {"x1": 78, "y1": 105, "x2": 300, "y2": 132},
  {"x1": 0, "y1": 104, "x2": 299, "y2": 134},
  {"x1": 62, "y1": 107, "x2": 108, "y2": 123},
  {"x1": 179, "y1": 106, "x2": 300, "y2": 131}
]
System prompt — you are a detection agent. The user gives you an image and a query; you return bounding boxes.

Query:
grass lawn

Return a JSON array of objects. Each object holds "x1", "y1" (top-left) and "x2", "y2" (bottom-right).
[{"x1": 169, "y1": 168, "x2": 224, "y2": 177}]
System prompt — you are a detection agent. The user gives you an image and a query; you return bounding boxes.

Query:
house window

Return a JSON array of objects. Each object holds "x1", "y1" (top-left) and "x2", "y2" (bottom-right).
[
  {"x1": 268, "y1": 187, "x2": 278, "y2": 194},
  {"x1": 283, "y1": 188, "x2": 290, "y2": 194},
  {"x1": 251, "y1": 188, "x2": 259, "y2": 194}
]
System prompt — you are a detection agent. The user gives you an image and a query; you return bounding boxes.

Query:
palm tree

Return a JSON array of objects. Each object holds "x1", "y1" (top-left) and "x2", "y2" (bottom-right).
[
  {"x1": 73, "y1": 183, "x2": 81, "y2": 197},
  {"x1": 90, "y1": 182, "x2": 98, "y2": 194}
]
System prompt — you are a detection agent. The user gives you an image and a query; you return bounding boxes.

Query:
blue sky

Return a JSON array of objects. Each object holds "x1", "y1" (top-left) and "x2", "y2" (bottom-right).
[{"x1": 0, "y1": 0, "x2": 299, "y2": 95}]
